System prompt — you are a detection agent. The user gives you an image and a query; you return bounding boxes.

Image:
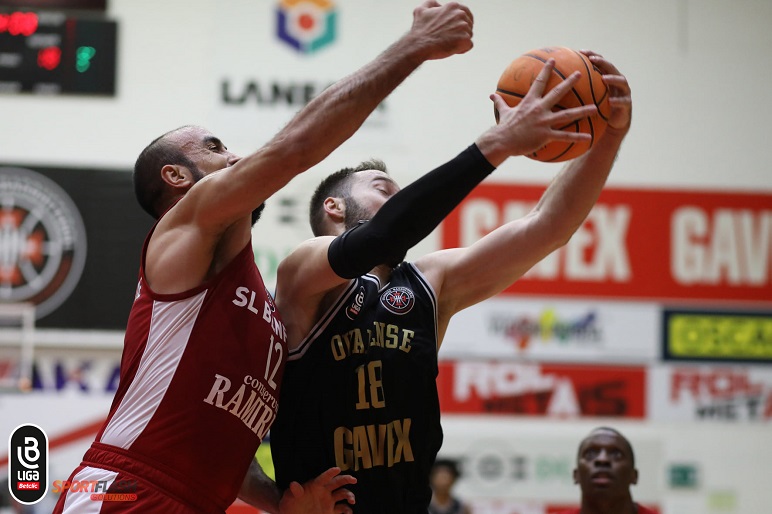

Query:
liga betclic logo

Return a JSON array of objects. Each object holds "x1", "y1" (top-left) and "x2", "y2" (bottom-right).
[{"x1": 9, "y1": 424, "x2": 48, "y2": 505}]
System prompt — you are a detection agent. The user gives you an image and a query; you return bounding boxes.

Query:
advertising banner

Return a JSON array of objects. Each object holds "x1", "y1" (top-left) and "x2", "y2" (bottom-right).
[
  {"x1": 649, "y1": 364, "x2": 772, "y2": 422},
  {"x1": 438, "y1": 417, "x2": 663, "y2": 506},
  {"x1": 441, "y1": 297, "x2": 659, "y2": 362},
  {"x1": 437, "y1": 361, "x2": 646, "y2": 418},
  {"x1": 440, "y1": 184, "x2": 772, "y2": 304},
  {"x1": 662, "y1": 309, "x2": 772, "y2": 364},
  {"x1": 0, "y1": 164, "x2": 152, "y2": 329}
]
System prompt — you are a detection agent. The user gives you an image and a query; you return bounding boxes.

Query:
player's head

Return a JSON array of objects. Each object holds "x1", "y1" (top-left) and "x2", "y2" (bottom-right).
[
  {"x1": 134, "y1": 125, "x2": 263, "y2": 224},
  {"x1": 309, "y1": 159, "x2": 398, "y2": 236},
  {"x1": 430, "y1": 458, "x2": 462, "y2": 494},
  {"x1": 573, "y1": 427, "x2": 638, "y2": 502}
]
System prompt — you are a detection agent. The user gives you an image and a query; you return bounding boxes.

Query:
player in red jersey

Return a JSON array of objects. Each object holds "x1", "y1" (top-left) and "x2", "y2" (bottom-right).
[
  {"x1": 52, "y1": 2, "x2": 475, "y2": 513},
  {"x1": 556, "y1": 427, "x2": 658, "y2": 514}
]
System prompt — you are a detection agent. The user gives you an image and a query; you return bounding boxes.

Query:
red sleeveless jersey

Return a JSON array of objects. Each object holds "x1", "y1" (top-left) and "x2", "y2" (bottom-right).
[{"x1": 85, "y1": 232, "x2": 287, "y2": 512}]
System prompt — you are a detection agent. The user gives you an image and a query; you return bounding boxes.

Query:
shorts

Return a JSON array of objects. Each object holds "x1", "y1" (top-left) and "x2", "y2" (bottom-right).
[{"x1": 51, "y1": 464, "x2": 218, "y2": 514}]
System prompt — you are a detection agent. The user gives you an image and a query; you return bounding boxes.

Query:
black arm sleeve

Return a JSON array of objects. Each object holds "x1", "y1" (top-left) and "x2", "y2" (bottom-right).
[{"x1": 327, "y1": 143, "x2": 496, "y2": 279}]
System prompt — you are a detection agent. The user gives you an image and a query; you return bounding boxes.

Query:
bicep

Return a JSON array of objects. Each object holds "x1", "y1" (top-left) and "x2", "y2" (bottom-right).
[
  {"x1": 276, "y1": 237, "x2": 350, "y2": 303},
  {"x1": 419, "y1": 214, "x2": 557, "y2": 315}
]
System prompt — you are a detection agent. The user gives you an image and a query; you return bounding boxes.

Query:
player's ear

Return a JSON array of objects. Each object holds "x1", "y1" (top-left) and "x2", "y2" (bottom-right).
[
  {"x1": 573, "y1": 468, "x2": 579, "y2": 484},
  {"x1": 631, "y1": 468, "x2": 638, "y2": 485},
  {"x1": 323, "y1": 197, "x2": 345, "y2": 224},
  {"x1": 161, "y1": 164, "x2": 195, "y2": 190}
]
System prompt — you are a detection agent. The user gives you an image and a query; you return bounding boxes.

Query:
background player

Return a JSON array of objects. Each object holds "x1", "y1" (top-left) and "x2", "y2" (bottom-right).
[
  {"x1": 428, "y1": 458, "x2": 472, "y2": 514},
  {"x1": 557, "y1": 426, "x2": 656, "y2": 514},
  {"x1": 270, "y1": 51, "x2": 632, "y2": 514},
  {"x1": 52, "y1": 2, "x2": 475, "y2": 513}
]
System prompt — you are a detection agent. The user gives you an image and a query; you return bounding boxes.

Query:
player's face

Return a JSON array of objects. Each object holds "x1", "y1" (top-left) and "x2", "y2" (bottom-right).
[
  {"x1": 172, "y1": 126, "x2": 241, "y2": 178},
  {"x1": 574, "y1": 430, "x2": 637, "y2": 498},
  {"x1": 343, "y1": 170, "x2": 400, "y2": 229},
  {"x1": 429, "y1": 466, "x2": 457, "y2": 493},
  {"x1": 172, "y1": 126, "x2": 264, "y2": 225}
]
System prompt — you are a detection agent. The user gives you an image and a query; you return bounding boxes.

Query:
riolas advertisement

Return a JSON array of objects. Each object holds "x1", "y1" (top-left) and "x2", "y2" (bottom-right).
[{"x1": 437, "y1": 361, "x2": 646, "y2": 418}]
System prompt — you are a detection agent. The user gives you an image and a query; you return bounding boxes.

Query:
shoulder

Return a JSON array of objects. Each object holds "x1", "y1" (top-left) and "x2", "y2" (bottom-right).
[{"x1": 279, "y1": 236, "x2": 335, "y2": 270}]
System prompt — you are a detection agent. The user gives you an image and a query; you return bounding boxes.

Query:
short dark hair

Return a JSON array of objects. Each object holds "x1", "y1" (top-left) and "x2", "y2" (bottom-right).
[
  {"x1": 133, "y1": 125, "x2": 199, "y2": 218},
  {"x1": 432, "y1": 458, "x2": 462, "y2": 479},
  {"x1": 579, "y1": 426, "x2": 636, "y2": 467},
  {"x1": 308, "y1": 159, "x2": 387, "y2": 236}
]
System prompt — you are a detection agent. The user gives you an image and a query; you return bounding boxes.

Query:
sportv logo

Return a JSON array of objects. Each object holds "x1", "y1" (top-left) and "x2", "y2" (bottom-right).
[
  {"x1": 276, "y1": 0, "x2": 337, "y2": 54},
  {"x1": 0, "y1": 167, "x2": 87, "y2": 319}
]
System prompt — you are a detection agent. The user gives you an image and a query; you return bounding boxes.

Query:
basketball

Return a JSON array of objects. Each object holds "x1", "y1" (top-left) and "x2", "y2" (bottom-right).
[{"x1": 495, "y1": 47, "x2": 611, "y2": 162}]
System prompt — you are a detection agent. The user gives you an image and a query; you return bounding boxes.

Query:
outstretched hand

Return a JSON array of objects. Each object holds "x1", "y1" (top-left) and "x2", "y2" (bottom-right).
[
  {"x1": 408, "y1": 1, "x2": 474, "y2": 61},
  {"x1": 278, "y1": 467, "x2": 356, "y2": 514},
  {"x1": 582, "y1": 50, "x2": 632, "y2": 135},
  {"x1": 477, "y1": 58, "x2": 598, "y2": 166}
]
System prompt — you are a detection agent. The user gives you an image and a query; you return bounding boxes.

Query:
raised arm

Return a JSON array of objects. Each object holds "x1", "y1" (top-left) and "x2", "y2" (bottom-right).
[
  {"x1": 146, "y1": 1, "x2": 475, "y2": 293},
  {"x1": 185, "y1": 1, "x2": 476, "y2": 233},
  {"x1": 276, "y1": 59, "x2": 599, "y2": 347},
  {"x1": 416, "y1": 52, "x2": 633, "y2": 336}
]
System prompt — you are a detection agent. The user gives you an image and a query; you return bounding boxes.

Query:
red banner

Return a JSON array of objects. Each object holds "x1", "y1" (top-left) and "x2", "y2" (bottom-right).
[
  {"x1": 440, "y1": 184, "x2": 771, "y2": 304},
  {"x1": 437, "y1": 361, "x2": 646, "y2": 418}
]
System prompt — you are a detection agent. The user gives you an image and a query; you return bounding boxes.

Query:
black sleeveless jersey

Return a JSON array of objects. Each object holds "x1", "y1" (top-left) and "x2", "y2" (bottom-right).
[{"x1": 271, "y1": 262, "x2": 443, "y2": 514}]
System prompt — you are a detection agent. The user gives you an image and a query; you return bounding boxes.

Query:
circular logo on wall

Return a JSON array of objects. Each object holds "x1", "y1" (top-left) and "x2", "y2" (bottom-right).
[
  {"x1": 0, "y1": 167, "x2": 87, "y2": 319},
  {"x1": 379, "y1": 286, "x2": 415, "y2": 315}
]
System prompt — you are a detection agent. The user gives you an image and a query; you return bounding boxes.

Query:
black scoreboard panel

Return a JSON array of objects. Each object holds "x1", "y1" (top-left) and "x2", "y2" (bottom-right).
[
  {"x1": 0, "y1": 1, "x2": 106, "y2": 10},
  {"x1": 0, "y1": 9, "x2": 116, "y2": 95}
]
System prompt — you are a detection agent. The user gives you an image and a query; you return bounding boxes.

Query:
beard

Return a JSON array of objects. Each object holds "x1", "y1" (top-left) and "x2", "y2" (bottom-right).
[{"x1": 343, "y1": 196, "x2": 372, "y2": 231}]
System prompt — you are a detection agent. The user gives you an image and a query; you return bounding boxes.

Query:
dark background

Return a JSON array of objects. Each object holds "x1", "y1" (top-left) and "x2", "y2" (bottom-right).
[{"x1": 3, "y1": 164, "x2": 153, "y2": 329}]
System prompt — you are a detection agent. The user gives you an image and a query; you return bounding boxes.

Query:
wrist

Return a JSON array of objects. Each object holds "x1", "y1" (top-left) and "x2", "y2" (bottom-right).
[
  {"x1": 604, "y1": 121, "x2": 631, "y2": 139},
  {"x1": 475, "y1": 130, "x2": 509, "y2": 168},
  {"x1": 394, "y1": 32, "x2": 431, "y2": 66}
]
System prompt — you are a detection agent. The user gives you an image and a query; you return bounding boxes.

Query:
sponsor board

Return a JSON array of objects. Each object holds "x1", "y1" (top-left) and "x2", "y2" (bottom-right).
[
  {"x1": 0, "y1": 167, "x2": 87, "y2": 319},
  {"x1": 0, "y1": 350, "x2": 122, "y2": 393},
  {"x1": 459, "y1": 500, "x2": 660, "y2": 514},
  {"x1": 276, "y1": 0, "x2": 337, "y2": 54},
  {"x1": 438, "y1": 418, "x2": 663, "y2": 504},
  {"x1": 441, "y1": 297, "x2": 658, "y2": 362},
  {"x1": 437, "y1": 361, "x2": 646, "y2": 418},
  {"x1": 0, "y1": 163, "x2": 151, "y2": 329},
  {"x1": 441, "y1": 184, "x2": 772, "y2": 304},
  {"x1": 663, "y1": 309, "x2": 772, "y2": 364},
  {"x1": 650, "y1": 365, "x2": 772, "y2": 422}
]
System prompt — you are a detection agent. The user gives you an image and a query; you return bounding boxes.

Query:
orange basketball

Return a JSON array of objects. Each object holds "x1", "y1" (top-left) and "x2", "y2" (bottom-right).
[{"x1": 495, "y1": 47, "x2": 611, "y2": 162}]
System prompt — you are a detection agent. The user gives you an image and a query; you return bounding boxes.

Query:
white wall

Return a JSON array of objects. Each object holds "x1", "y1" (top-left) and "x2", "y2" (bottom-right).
[{"x1": 1, "y1": 1, "x2": 771, "y2": 513}]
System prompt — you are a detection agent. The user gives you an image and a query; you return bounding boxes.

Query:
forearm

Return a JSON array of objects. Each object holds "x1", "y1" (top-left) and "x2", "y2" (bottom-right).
[
  {"x1": 268, "y1": 36, "x2": 426, "y2": 172},
  {"x1": 237, "y1": 459, "x2": 281, "y2": 514},
  {"x1": 534, "y1": 128, "x2": 627, "y2": 241},
  {"x1": 329, "y1": 144, "x2": 494, "y2": 278}
]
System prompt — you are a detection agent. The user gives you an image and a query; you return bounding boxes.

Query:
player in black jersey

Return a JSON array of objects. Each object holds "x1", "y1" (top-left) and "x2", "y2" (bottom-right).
[{"x1": 270, "y1": 52, "x2": 632, "y2": 514}]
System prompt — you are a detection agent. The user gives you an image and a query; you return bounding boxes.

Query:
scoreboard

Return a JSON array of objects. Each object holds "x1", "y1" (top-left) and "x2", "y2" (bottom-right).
[{"x1": 0, "y1": 6, "x2": 116, "y2": 95}]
